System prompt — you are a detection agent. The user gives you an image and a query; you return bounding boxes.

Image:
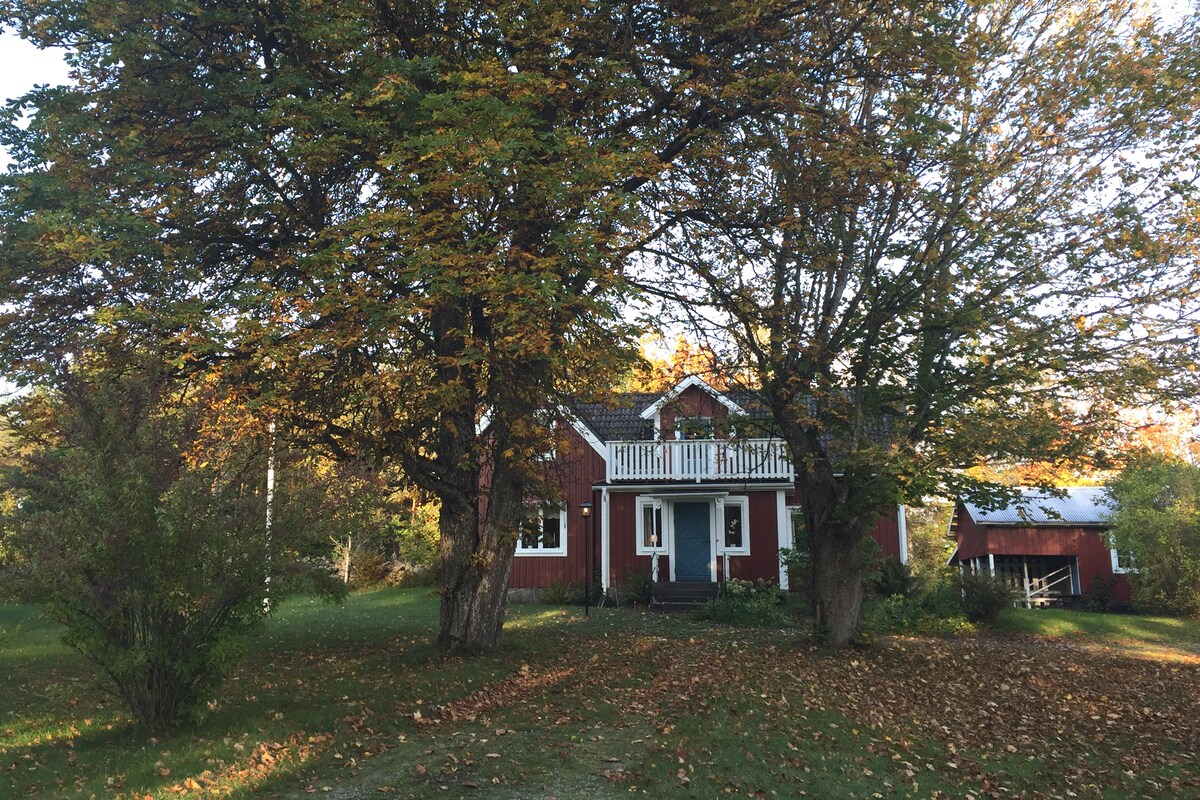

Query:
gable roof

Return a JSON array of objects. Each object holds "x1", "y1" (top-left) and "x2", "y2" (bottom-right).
[
  {"x1": 573, "y1": 394, "x2": 659, "y2": 441},
  {"x1": 963, "y1": 487, "x2": 1113, "y2": 526},
  {"x1": 572, "y1": 381, "x2": 773, "y2": 443},
  {"x1": 639, "y1": 376, "x2": 746, "y2": 419}
]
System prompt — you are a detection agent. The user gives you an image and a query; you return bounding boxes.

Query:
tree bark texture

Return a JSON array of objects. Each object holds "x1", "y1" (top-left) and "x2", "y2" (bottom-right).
[
  {"x1": 436, "y1": 455, "x2": 523, "y2": 654},
  {"x1": 796, "y1": 459, "x2": 872, "y2": 648}
]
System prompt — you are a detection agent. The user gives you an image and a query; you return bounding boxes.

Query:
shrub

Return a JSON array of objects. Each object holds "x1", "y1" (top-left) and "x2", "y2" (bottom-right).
[
  {"x1": 695, "y1": 578, "x2": 792, "y2": 626},
  {"x1": 0, "y1": 353, "x2": 342, "y2": 731},
  {"x1": 865, "y1": 593, "x2": 977, "y2": 638},
  {"x1": 863, "y1": 570, "x2": 1003, "y2": 637},
  {"x1": 1108, "y1": 453, "x2": 1200, "y2": 617},
  {"x1": 872, "y1": 559, "x2": 921, "y2": 598},
  {"x1": 351, "y1": 548, "x2": 393, "y2": 588},
  {"x1": 1082, "y1": 575, "x2": 1119, "y2": 613},
  {"x1": 541, "y1": 579, "x2": 583, "y2": 605},
  {"x1": 958, "y1": 571, "x2": 1017, "y2": 624},
  {"x1": 617, "y1": 565, "x2": 653, "y2": 607}
]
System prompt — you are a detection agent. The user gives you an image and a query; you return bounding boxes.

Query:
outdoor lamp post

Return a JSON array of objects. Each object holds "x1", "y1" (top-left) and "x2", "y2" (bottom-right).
[{"x1": 580, "y1": 501, "x2": 594, "y2": 617}]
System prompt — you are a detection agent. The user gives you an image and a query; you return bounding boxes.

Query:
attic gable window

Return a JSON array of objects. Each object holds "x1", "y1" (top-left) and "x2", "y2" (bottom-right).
[
  {"x1": 517, "y1": 502, "x2": 567, "y2": 556},
  {"x1": 674, "y1": 416, "x2": 714, "y2": 440}
]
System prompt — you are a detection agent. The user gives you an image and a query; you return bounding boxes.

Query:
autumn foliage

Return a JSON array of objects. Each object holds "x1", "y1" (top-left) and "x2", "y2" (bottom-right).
[{"x1": 1, "y1": 349, "x2": 342, "y2": 730}]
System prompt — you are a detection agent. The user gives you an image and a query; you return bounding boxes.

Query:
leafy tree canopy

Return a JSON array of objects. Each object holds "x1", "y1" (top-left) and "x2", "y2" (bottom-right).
[
  {"x1": 645, "y1": 0, "x2": 1200, "y2": 643},
  {"x1": 0, "y1": 0, "x2": 858, "y2": 649}
]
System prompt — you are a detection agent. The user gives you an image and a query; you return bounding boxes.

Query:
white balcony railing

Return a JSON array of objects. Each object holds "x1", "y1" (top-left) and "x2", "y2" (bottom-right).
[{"x1": 606, "y1": 439, "x2": 794, "y2": 483}]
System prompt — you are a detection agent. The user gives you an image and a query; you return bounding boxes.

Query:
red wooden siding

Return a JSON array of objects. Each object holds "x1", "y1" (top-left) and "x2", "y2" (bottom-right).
[
  {"x1": 606, "y1": 491, "x2": 659, "y2": 589},
  {"x1": 657, "y1": 385, "x2": 731, "y2": 434},
  {"x1": 509, "y1": 424, "x2": 606, "y2": 589},
  {"x1": 783, "y1": 487, "x2": 904, "y2": 563},
  {"x1": 872, "y1": 512, "x2": 901, "y2": 561},
  {"x1": 727, "y1": 491, "x2": 780, "y2": 581},
  {"x1": 954, "y1": 505, "x2": 1131, "y2": 599}
]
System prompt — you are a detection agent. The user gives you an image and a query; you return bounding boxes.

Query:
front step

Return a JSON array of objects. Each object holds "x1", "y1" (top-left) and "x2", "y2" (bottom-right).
[{"x1": 650, "y1": 581, "x2": 719, "y2": 610}]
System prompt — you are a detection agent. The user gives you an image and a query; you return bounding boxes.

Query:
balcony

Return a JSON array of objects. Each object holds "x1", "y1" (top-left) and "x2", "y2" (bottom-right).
[{"x1": 606, "y1": 439, "x2": 794, "y2": 483}]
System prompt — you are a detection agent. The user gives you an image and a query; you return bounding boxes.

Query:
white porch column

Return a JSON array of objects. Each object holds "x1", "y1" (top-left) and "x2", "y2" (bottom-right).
[
  {"x1": 600, "y1": 487, "x2": 611, "y2": 595},
  {"x1": 776, "y1": 490, "x2": 790, "y2": 590},
  {"x1": 1023, "y1": 558, "x2": 1032, "y2": 608},
  {"x1": 988, "y1": 553, "x2": 996, "y2": 576},
  {"x1": 897, "y1": 504, "x2": 909, "y2": 565},
  {"x1": 651, "y1": 498, "x2": 663, "y2": 582}
]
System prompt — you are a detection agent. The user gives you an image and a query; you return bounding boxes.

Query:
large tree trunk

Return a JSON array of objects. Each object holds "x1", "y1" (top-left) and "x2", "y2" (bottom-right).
[
  {"x1": 809, "y1": 517, "x2": 865, "y2": 647},
  {"x1": 797, "y1": 460, "x2": 871, "y2": 648},
  {"x1": 436, "y1": 455, "x2": 523, "y2": 653}
]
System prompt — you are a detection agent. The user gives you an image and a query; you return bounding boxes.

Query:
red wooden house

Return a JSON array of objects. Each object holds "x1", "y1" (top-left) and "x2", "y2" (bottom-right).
[
  {"x1": 509, "y1": 377, "x2": 908, "y2": 601},
  {"x1": 948, "y1": 487, "x2": 1132, "y2": 605}
]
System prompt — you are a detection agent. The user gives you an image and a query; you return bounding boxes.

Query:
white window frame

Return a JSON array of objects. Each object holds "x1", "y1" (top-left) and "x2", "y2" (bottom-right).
[
  {"x1": 1110, "y1": 548, "x2": 1136, "y2": 574},
  {"x1": 718, "y1": 496, "x2": 750, "y2": 556},
  {"x1": 635, "y1": 497, "x2": 668, "y2": 555},
  {"x1": 674, "y1": 415, "x2": 714, "y2": 440},
  {"x1": 516, "y1": 501, "x2": 568, "y2": 557}
]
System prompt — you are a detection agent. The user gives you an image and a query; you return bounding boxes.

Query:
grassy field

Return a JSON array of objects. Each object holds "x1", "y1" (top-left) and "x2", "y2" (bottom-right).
[{"x1": 3, "y1": 592, "x2": 1199, "y2": 799}]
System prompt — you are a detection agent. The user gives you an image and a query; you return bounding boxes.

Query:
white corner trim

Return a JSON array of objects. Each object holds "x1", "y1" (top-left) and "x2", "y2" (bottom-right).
[
  {"x1": 600, "y1": 488, "x2": 611, "y2": 592},
  {"x1": 638, "y1": 375, "x2": 746, "y2": 420},
  {"x1": 776, "y1": 489, "x2": 790, "y2": 590},
  {"x1": 897, "y1": 504, "x2": 908, "y2": 565}
]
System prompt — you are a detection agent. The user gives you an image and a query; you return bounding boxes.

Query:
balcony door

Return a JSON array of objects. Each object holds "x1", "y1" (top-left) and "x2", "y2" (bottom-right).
[{"x1": 674, "y1": 417, "x2": 714, "y2": 479}]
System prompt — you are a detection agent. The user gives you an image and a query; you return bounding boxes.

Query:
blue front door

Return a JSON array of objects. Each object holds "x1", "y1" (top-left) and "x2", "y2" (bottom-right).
[{"x1": 673, "y1": 502, "x2": 711, "y2": 581}]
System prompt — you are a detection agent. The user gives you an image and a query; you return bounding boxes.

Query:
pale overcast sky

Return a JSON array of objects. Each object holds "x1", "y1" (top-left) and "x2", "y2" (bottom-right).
[{"x1": 0, "y1": 30, "x2": 73, "y2": 169}]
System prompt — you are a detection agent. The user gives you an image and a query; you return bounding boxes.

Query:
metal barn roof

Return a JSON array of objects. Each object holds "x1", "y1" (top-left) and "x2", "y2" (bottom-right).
[{"x1": 964, "y1": 487, "x2": 1113, "y2": 526}]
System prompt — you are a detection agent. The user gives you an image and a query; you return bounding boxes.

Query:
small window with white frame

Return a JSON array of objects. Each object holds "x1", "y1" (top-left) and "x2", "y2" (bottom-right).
[
  {"x1": 1110, "y1": 548, "x2": 1136, "y2": 574},
  {"x1": 720, "y1": 496, "x2": 750, "y2": 555},
  {"x1": 516, "y1": 501, "x2": 567, "y2": 556},
  {"x1": 635, "y1": 497, "x2": 666, "y2": 554}
]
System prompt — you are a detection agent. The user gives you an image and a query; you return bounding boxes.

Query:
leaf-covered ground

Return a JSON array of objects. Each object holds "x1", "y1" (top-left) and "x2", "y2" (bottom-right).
[{"x1": 3, "y1": 590, "x2": 1198, "y2": 799}]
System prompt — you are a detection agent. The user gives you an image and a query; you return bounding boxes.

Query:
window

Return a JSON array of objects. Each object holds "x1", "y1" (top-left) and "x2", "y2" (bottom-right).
[
  {"x1": 674, "y1": 416, "x2": 714, "y2": 440},
  {"x1": 720, "y1": 497, "x2": 750, "y2": 554},
  {"x1": 1110, "y1": 548, "x2": 1136, "y2": 574},
  {"x1": 516, "y1": 502, "x2": 567, "y2": 556},
  {"x1": 635, "y1": 497, "x2": 666, "y2": 554}
]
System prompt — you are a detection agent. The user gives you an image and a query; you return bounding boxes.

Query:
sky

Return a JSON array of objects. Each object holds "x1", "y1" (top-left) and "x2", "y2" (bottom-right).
[{"x1": 0, "y1": 30, "x2": 73, "y2": 169}]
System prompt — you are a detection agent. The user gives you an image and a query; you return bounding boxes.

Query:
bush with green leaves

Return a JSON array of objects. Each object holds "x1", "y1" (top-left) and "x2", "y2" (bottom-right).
[
  {"x1": 617, "y1": 564, "x2": 653, "y2": 606},
  {"x1": 864, "y1": 569, "x2": 1013, "y2": 636},
  {"x1": 695, "y1": 578, "x2": 792, "y2": 626},
  {"x1": 0, "y1": 354, "x2": 342, "y2": 731},
  {"x1": 958, "y1": 571, "x2": 1017, "y2": 624},
  {"x1": 872, "y1": 559, "x2": 921, "y2": 598},
  {"x1": 1107, "y1": 453, "x2": 1200, "y2": 617}
]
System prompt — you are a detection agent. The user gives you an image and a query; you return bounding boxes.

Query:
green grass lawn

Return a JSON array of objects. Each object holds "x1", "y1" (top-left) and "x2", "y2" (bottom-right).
[
  {"x1": 3, "y1": 593, "x2": 1199, "y2": 799},
  {"x1": 995, "y1": 607, "x2": 1200, "y2": 656}
]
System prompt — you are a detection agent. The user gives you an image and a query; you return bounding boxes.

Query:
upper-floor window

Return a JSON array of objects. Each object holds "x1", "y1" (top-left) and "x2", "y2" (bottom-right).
[
  {"x1": 517, "y1": 501, "x2": 567, "y2": 556},
  {"x1": 674, "y1": 416, "x2": 714, "y2": 440}
]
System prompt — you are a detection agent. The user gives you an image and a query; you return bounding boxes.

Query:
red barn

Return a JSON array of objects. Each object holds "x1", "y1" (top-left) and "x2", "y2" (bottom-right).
[
  {"x1": 508, "y1": 376, "x2": 908, "y2": 602},
  {"x1": 948, "y1": 487, "x2": 1132, "y2": 606}
]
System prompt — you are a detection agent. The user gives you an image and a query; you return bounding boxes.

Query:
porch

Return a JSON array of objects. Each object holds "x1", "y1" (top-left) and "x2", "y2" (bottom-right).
[
  {"x1": 606, "y1": 438, "x2": 793, "y2": 483},
  {"x1": 962, "y1": 554, "x2": 1081, "y2": 608}
]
